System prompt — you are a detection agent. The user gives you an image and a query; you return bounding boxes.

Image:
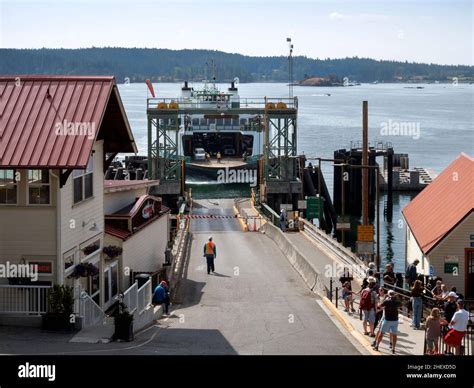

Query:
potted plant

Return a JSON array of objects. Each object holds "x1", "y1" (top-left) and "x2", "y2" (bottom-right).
[
  {"x1": 67, "y1": 262, "x2": 99, "y2": 279},
  {"x1": 42, "y1": 285, "x2": 78, "y2": 332},
  {"x1": 113, "y1": 299, "x2": 134, "y2": 342},
  {"x1": 103, "y1": 245, "x2": 123, "y2": 259},
  {"x1": 82, "y1": 243, "x2": 100, "y2": 256}
]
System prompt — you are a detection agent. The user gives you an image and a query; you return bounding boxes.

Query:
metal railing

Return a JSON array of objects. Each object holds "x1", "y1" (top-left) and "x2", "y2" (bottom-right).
[
  {"x1": 137, "y1": 279, "x2": 152, "y2": 315},
  {"x1": 301, "y1": 219, "x2": 364, "y2": 268},
  {"x1": 424, "y1": 324, "x2": 474, "y2": 356},
  {"x1": 0, "y1": 285, "x2": 51, "y2": 315},
  {"x1": 122, "y1": 279, "x2": 152, "y2": 316},
  {"x1": 261, "y1": 203, "x2": 281, "y2": 228},
  {"x1": 122, "y1": 281, "x2": 138, "y2": 314},
  {"x1": 147, "y1": 97, "x2": 298, "y2": 111},
  {"x1": 329, "y1": 278, "x2": 439, "y2": 322},
  {"x1": 79, "y1": 291, "x2": 105, "y2": 327}
]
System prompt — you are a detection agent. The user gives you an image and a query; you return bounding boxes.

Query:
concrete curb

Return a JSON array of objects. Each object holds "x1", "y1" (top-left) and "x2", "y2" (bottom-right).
[
  {"x1": 321, "y1": 296, "x2": 380, "y2": 356},
  {"x1": 259, "y1": 220, "x2": 380, "y2": 355},
  {"x1": 260, "y1": 222, "x2": 325, "y2": 294}
]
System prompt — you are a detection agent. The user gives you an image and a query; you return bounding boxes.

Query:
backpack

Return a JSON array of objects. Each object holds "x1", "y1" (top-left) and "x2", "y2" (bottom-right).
[{"x1": 360, "y1": 289, "x2": 374, "y2": 310}]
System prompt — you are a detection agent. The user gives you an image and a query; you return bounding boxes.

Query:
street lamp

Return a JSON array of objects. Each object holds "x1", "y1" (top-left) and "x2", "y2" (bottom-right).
[{"x1": 287, "y1": 37, "x2": 294, "y2": 100}]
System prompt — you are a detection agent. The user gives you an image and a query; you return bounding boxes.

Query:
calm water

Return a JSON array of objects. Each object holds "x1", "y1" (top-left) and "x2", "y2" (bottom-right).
[{"x1": 118, "y1": 82, "x2": 474, "y2": 271}]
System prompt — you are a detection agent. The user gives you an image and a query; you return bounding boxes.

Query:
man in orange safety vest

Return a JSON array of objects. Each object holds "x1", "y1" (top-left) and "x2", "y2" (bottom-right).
[{"x1": 203, "y1": 236, "x2": 217, "y2": 274}]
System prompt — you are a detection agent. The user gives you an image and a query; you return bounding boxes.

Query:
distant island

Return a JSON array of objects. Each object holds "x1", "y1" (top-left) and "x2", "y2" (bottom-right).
[
  {"x1": 0, "y1": 48, "x2": 472, "y2": 84},
  {"x1": 299, "y1": 75, "x2": 361, "y2": 86}
]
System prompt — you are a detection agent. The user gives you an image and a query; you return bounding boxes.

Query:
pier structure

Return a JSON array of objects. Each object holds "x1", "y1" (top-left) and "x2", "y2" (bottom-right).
[
  {"x1": 145, "y1": 94, "x2": 303, "y2": 209},
  {"x1": 333, "y1": 141, "x2": 394, "y2": 221},
  {"x1": 261, "y1": 98, "x2": 303, "y2": 210}
]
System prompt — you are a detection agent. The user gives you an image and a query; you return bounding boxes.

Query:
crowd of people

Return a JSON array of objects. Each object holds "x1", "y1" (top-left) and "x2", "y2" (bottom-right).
[{"x1": 338, "y1": 260, "x2": 471, "y2": 355}]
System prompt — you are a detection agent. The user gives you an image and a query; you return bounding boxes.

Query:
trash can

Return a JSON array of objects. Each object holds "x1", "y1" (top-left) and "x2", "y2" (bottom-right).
[{"x1": 134, "y1": 273, "x2": 151, "y2": 288}]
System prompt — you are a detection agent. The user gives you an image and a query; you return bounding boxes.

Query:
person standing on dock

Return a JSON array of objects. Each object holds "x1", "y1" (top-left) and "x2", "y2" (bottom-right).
[
  {"x1": 360, "y1": 277, "x2": 378, "y2": 338},
  {"x1": 405, "y1": 259, "x2": 419, "y2": 287},
  {"x1": 280, "y1": 209, "x2": 287, "y2": 232},
  {"x1": 203, "y1": 236, "x2": 217, "y2": 274},
  {"x1": 410, "y1": 279, "x2": 424, "y2": 329},
  {"x1": 216, "y1": 151, "x2": 221, "y2": 163},
  {"x1": 372, "y1": 290, "x2": 401, "y2": 354}
]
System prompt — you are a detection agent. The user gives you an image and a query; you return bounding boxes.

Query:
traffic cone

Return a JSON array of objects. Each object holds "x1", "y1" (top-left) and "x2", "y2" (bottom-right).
[{"x1": 253, "y1": 218, "x2": 257, "y2": 232}]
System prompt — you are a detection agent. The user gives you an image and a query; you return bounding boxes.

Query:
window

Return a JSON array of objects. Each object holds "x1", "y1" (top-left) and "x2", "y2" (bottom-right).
[
  {"x1": 0, "y1": 169, "x2": 18, "y2": 204},
  {"x1": 64, "y1": 252, "x2": 75, "y2": 272},
  {"x1": 104, "y1": 262, "x2": 119, "y2": 305},
  {"x1": 73, "y1": 157, "x2": 93, "y2": 203},
  {"x1": 28, "y1": 169, "x2": 50, "y2": 205}
]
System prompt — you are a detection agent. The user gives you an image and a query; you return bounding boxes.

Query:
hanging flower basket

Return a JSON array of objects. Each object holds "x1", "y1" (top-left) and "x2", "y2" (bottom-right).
[
  {"x1": 82, "y1": 244, "x2": 100, "y2": 256},
  {"x1": 67, "y1": 263, "x2": 99, "y2": 279},
  {"x1": 103, "y1": 245, "x2": 123, "y2": 259}
]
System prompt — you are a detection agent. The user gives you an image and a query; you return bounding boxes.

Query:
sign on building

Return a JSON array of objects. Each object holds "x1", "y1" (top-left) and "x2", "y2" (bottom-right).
[
  {"x1": 297, "y1": 200, "x2": 307, "y2": 209},
  {"x1": 357, "y1": 224, "x2": 374, "y2": 242},
  {"x1": 444, "y1": 256, "x2": 459, "y2": 275},
  {"x1": 356, "y1": 241, "x2": 374, "y2": 255},
  {"x1": 306, "y1": 196, "x2": 323, "y2": 220},
  {"x1": 336, "y1": 216, "x2": 351, "y2": 231}
]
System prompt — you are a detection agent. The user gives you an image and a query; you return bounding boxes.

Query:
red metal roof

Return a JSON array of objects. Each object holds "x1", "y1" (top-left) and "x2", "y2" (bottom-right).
[
  {"x1": 104, "y1": 224, "x2": 132, "y2": 240},
  {"x1": 0, "y1": 75, "x2": 137, "y2": 169},
  {"x1": 402, "y1": 153, "x2": 474, "y2": 254}
]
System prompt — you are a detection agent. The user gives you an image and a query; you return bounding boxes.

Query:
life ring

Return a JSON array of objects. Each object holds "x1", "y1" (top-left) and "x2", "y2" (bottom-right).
[
  {"x1": 276, "y1": 102, "x2": 287, "y2": 109},
  {"x1": 265, "y1": 102, "x2": 276, "y2": 110},
  {"x1": 168, "y1": 102, "x2": 179, "y2": 109},
  {"x1": 157, "y1": 102, "x2": 168, "y2": 109}
]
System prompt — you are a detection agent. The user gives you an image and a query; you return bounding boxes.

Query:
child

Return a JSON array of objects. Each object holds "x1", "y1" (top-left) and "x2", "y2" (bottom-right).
[
  {"x1": 342, "y1": 281, "x2": 355, "y2": 313},
  {"x1": 425, "y1": 307, "x2": 447, "y2": 355}
]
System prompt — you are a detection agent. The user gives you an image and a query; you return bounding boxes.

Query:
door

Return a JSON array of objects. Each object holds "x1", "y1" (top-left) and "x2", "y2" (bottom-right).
[{"x1": 465, "y1": 248, "x2": 474, "y2": 299}]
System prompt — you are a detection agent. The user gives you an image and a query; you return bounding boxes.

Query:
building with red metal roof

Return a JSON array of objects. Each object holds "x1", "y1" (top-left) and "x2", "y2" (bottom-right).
[
  {"x1": 0, "y1": 75, "x2": 144, "y2": 322},
  {"x1": 402, "y1": 153, "x2": 474, "y2": 298}
]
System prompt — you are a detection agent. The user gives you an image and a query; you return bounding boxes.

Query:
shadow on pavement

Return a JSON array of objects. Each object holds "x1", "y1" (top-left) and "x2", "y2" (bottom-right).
[
  {"x1": 173, "y1": 278, "x2": 206, "y2": 307},
  {"x1": 210, "y1": 272, "x2": 231, "y2": 278}
]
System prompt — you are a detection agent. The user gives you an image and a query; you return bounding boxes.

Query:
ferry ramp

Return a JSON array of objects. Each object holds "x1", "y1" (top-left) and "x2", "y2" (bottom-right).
[{"x1": 163, "y1": 198, "x2": 359, "y2": 355}]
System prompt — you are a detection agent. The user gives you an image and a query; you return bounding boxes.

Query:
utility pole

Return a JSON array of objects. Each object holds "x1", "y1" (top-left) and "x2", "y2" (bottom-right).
[
  {"x1": 287, "y1": 37, "x2": 294, "y2": 100},
  {"x1": 362, "y1": 101, "x2": 369, "y2": 226}
]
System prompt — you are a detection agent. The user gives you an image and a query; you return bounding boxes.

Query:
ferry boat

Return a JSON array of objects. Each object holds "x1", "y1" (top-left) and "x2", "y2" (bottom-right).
[
  {"x1": 181, "y1": 79, "x2": 265, "y2": 176},
  {"x1": 144, "y1": 75, "x2": 297, "y2": 186}
]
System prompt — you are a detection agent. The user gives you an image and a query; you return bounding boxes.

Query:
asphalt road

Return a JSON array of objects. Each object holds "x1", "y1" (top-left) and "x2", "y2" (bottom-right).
[
  {"x1": 156, "y1": 199, "x2": 360, "y2": 355},
  {"x1": 0, "y1": 199, "x2": 360, "y2": 355}
]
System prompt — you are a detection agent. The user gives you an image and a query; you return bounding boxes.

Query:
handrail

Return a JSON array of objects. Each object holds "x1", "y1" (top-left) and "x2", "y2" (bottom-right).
[
  {"x1": 261, "y1": 203, "x2": 280, "y2": 227},
  {"x1": 0, "y1": 285, "x2": 51, "y2": 289},
  {"x1": 147, "y1": 97, "x2": 298, "y2": 110},
  {"x1": 122, "y1": 282, "x2": 138, "y2": 314},
  {"x1": 137, "y1": 279, "x2": 152, "y2": 315},
  {"x1": 79, "y1": 291, "x2": 105, "y2": 327},
  {"x1": 0, "y1": 285, "x2": 51, "y2": 315},
  {"x1": 301, "y1": 218, "x2": 364, "y2": 269}
]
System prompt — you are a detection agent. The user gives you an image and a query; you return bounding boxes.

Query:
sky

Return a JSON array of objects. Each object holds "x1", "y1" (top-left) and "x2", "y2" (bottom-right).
[{"x1": 0, "y1": 0, "x2": 472, "y2": 65}]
